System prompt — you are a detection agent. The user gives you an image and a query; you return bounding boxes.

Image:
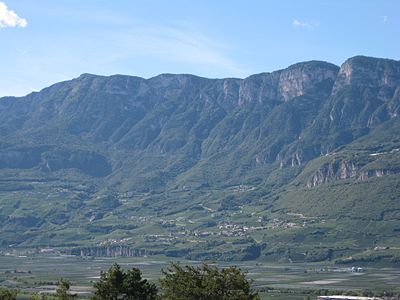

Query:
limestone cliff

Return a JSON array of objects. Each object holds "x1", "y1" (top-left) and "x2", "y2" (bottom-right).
[{"x1": 306, "y1": 155, "x2": 400, "y2": 188}]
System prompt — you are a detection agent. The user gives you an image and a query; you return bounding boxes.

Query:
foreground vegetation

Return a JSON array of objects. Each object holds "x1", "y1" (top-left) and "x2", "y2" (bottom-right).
[
  {"x1": 1, "y1": 261, "x2": 399, "y2": 300},
  {"x1": 0, "y1": 263, "x2": 260, "y2": 300},
  {"x1": 1, "y1": 254, "x2": 400, "y2": 299}
]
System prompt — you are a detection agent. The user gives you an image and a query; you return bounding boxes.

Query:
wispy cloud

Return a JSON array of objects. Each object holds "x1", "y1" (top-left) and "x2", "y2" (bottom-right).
[
  {"x1": 382, "y1": 15, "x2": 389, "y2": 23},
  {"x1": 106, "y1": 22, "x2": 247, "y2": 77},
  {"x1": 0, "y1": 19, "x2": 249, "y2": 97},
  {"x1": 293, "y1": 19, "x2": 319, "y2": 30},
  {"x1": 142, "y1": 26, "x2": 242, "y2": 74},
  {"x1": 0, "y1": 2, "x2": 27, "y2": 28},
  {"x1": 23, "y1": 6, "x2": 243, "y2": 76},
  {"x1": 25, "y1": 4, "x2": 247, "y2": 77}
]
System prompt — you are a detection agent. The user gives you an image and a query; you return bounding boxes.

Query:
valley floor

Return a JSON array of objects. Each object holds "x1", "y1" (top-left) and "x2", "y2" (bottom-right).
[{"x1": 0, "y1": 254, "x2": 399, "y2": 298}]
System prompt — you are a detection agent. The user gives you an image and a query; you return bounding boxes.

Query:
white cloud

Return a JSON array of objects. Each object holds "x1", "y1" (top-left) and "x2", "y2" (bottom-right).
[
  {"x1": 293, "y1": 19, "x2": 319, "y2": 30},
  {"x1": 143, "y1": 26, "x2": 242, "y2": 73},
  {"x1": 382, "y1": 15, "x2": 389, "y2": 23},
  {"x1": 293, "y1": 20, "x2": 311, "y2": 29},
  {"x1": 0, "y1": 2, "x2": 27, "y2": 28}
]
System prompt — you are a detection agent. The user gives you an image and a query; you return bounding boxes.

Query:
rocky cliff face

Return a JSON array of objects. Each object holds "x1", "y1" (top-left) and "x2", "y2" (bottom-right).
[
  {"x1": 277, "y1": 61, "x2": 338, "y2": 102},
  {"x1": 238, "y1": 61, "x2": 338, "y2": 105},
  {"x1": 333, "y1": 56, "x2": 400, "y2": 91},
  {"x1": 306, "y1": 155, "x2": 400, "y2": 188},
  {"x1": 328, "y1": 56, "x2": 400, "y2": 128},
  {"x1": 306, "y1": 159, "x2": 360, "y2": 188},
  {"x1": 280, "y1": 56, "x2": 400, "y2": 168}
]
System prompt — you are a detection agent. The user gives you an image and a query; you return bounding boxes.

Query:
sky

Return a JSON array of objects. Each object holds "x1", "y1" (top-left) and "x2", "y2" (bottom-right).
[{"x1": 1, "y1": 0, "x2": 399, "y2": 97}]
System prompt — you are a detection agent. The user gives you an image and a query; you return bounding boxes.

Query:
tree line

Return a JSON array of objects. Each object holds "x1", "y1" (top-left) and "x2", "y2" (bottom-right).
[{"x1": 0, "y1": 262, "x2": 260, "y2": 300}]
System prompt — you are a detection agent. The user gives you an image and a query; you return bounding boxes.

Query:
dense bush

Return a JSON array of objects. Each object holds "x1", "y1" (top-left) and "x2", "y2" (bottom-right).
[{"x1": 0, "y1": 287, "x2": 18, "y2": 300}]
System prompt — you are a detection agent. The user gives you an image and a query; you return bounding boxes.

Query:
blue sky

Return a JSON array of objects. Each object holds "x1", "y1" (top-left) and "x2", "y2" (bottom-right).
[{"x1": 1, "y1": 0, "x2": 399, "y2": 96}]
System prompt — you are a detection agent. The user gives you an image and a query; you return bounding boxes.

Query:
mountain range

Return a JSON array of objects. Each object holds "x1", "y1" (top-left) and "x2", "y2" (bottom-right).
[{"x1": 0, "y1": 55, "x2": 399, "y2": 264}]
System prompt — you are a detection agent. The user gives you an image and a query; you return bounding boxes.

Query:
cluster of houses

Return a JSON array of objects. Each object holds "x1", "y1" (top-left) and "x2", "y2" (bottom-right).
[
  {"x1": 140, "y1": 222, "x2": 267, "y2": 243},
  {"x1": 98, "y1": 237, "x2": 132, "y2": 246}
]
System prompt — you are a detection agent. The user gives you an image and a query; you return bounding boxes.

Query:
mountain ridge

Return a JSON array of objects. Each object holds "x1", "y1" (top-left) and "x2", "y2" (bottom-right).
[{"x1": 0, "y1": 55, "x2": 399, "y2": 264}]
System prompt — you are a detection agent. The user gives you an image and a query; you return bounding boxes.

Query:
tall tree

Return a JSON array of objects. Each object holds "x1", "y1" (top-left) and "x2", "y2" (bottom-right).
[
  {"x1": 160, "y1": 262, "x2": 260, "y2": 300},
  {"x1": 91, "y1": 263, "x2": 157, "y2": 300},
  {"x1": 56, "y1": 279, "x2": 77, "y2": 300}
]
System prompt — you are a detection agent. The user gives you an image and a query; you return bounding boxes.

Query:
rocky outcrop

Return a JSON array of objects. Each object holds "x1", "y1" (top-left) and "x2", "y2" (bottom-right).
[
  {"x1": 359, "y1": 168, "x2": 400, "y2": 180},
  {"x1": 307, "y1": 159, "x2": 400, "y2": 188},
  {"x1": 281, "y1": 56, "x2": 400, "y2": 168},
  {"x1": 333, "y1": 56, "x2": 400, "y2": 92},
  {"x1": 329, "y1": 56, "x2": 400, "y2": 126},
  {"x1": 277, "y1": 61, "x2": 338, "y2": 102},
  {"x1": 238, "y1": 61, "x2": 339, "y2": 105},
  {"x1": 307, "y1": 160, "x2": 357, "y2": 187}
]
